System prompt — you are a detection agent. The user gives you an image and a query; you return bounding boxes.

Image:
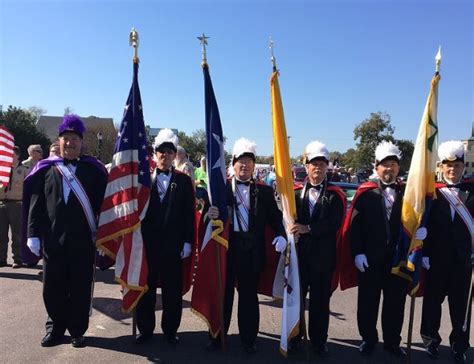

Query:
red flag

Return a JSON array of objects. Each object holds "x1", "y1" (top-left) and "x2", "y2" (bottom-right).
[{"x1": 0, "y1": 126, "x2": 14, "y2": 187}]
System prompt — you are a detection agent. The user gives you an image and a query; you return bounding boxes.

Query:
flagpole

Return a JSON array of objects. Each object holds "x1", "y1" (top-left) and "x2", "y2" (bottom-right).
[
  {"x1": 406, "y1": 46, "x2": 441, "y2": 364},
  {"x1": 129, "y1": 27, "x2": 139, "y2": 341},
  {"x1": 198, "y1": 33, "x2": 226, "y2": 349},
  {"x1": 269, "y1": 37, "x2": 307, "y2": 359}
]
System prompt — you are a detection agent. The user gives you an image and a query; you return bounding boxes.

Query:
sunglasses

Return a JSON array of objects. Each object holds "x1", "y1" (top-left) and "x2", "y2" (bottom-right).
[
  {"x1": 156, "y1": 148, "x2": 175, "y2": 155},
  {"x1": 33, "y1": 150, "x2": 43, "y2": 153}
]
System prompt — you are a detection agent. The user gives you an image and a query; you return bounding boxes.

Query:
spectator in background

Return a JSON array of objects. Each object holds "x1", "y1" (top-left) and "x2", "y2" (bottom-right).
[
  {"x1": 174, "y1": 146, "x2": 195, "y2": 185},
  {"x1": 0, "y1": 146, "x2": 30, "y2": 268},
  {"x1": 194, "y1": 156, "x2": 208, "y2": 190},
  {"x1": 22, "y1": 144, "x2": 43, "y2": 169},
  {"x1": 49, "y1": 141, "x2": 60, "y2": 157},
  {"x1": 348, "y1": 168, "x2": 359, "y2": 183}
]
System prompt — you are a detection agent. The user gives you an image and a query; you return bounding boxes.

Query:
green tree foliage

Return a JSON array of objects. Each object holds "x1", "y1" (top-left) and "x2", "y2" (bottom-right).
[
  {"x1": 353, "y1": 111, "x2": 395, "y2": 168},
  {"x1": 0, "y1": 106, "x2": 50, "y2": 160},
  {"x1": 396, "y1": 139, "x2": 415, "y2": 174}
]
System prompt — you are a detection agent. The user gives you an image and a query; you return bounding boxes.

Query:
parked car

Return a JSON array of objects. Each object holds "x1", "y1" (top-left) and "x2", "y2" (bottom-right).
[{"x1": 331, "y1": 182, "x2": 358, "y2": 207}]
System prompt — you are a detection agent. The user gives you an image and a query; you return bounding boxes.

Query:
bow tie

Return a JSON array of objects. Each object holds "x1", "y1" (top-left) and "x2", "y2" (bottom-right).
[
  {"x1": 446, "y1": 183, "x2": 460, "y2": 189},
  {"x1": 157, "y1": 169, "x2": 170, "y2": 176},
  {"x1": 236, "y1": 180, "x2": 251, "y2": 186},
  {"x1": 63, "y1": 159, "x2": 78, "y2": 166},
  {"x1": 381, "y1": 183, "x2": 396, "y2": 190},
  {"x1": 308, "y1": 184, "x2": 322, "y2": 191}
]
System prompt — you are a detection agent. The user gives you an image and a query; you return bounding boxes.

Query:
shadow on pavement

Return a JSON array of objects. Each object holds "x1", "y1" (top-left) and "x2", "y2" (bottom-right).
[
  {"x1": 93, "y1": 295, "x2": 192, "y2": 322},
  {"x1": 0, "y1": 271, "x2": 42, "y2": 281}
]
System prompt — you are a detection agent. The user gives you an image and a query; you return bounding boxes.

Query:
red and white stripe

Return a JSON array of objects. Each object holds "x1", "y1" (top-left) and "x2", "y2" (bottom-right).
[
  {"x1": 0, "y1": 127, "x2": 14, "y2": 187},
  {"x1": 96, "y1": 149, "x2": 150, "y2": 313}
]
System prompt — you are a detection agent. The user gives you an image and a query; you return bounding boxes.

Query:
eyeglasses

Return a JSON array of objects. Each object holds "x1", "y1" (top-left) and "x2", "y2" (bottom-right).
[{"x1": 156, "y1": 149, "x2": 175, "y2": 155}]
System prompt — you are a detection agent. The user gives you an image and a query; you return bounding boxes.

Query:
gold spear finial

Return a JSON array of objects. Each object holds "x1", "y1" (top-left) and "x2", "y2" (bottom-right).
[
  {"x1": 269, "y1": 36, "x2": 277, "y2": 72},
  {"x1": 129, "y1": 27, "x2": 140, "y2": 63},
  {"x1": 435, "y1": 45, "x2": 442, "y2": 74},
  {"x1": 197, "y1": 33, "x2": 209, "y2": 67}
]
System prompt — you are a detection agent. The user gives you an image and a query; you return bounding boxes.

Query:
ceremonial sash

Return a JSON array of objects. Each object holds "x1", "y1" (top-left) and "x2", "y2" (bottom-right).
[
  {"x1": 439, "y1": 187, "x2": 474, "y2": 249},
  {"x1": 56, "y1": 163, "x2": 98, "y2": 240}
]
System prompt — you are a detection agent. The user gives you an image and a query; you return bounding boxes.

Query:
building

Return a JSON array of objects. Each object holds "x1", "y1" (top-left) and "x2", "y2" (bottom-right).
[
  {"x1": 463, "y1": 123, "x2": 474, "y2": 176},
  {"x1": 37, "y1": 115, "x2": 115, "y2": 142}
]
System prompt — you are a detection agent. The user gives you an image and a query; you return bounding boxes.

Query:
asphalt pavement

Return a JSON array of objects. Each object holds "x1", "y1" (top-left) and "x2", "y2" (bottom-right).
[{"x1": 1, "y1": 253, "x2": 472, "y2": 364}]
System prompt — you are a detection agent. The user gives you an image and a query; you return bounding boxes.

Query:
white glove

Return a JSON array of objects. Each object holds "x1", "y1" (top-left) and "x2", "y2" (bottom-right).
[
  {"x1": 180, "y1": 242, "x2": 192, "y2": 259},
  {"x1": 415, "y1": 227, "x2": 427, "y2": 240},
  {"x1": 97, "y1": 249, "x2": 106, "y2": 257},
  {"x1": 27, "y1": 237, "x2": 41, "y2": 257},
  {"x1": 422, "y1": 256, "x2": 430, "y2": 270},
  {"x1": 208, "y1": 206, "x2": 219, "y2": 220},
  {"x1": 354, "y1": 254, "x2": 369, "y2": 272},
  {"x1": 272, "y1": 236, "x2": 287, "y2": 253}
]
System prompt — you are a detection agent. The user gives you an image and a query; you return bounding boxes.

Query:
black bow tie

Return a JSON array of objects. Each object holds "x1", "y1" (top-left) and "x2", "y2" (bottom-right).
[
  {"x1": 446, "y1": 184, "x2": 460, "y2": 189},
  {"x1": 308, "y1": 184, "x2": 322, "y2": 191},
  {"x1": 381, "y1": 183, "x2": 396, "y2": 190},
  {"x1": 236, "y1": 180, "x2": 251, "y2": 186},
  {"x1": 63, "y1": 159, "x2": 78, "y2": 166},
  {"x1": 157, "y1": 169, "x2": 170, "y2": 176}
]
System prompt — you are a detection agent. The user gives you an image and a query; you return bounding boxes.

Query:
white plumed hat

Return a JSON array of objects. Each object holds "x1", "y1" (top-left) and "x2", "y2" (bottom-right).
[
  {"x1": 375, "y1": 140, "x2": 401, "y2": 165},
  {"x1": 304, "y1": 140, "x2": 329, "y2": 163},
  {"x1": 438, "y1": 140, "x2": 465, "y2": 163},
  {"x1": 153, "y1": 128, "x2": 179, "y2": 152},
  {"x1": 232, "y1": 137, "x2": 257, "y2": 164}
]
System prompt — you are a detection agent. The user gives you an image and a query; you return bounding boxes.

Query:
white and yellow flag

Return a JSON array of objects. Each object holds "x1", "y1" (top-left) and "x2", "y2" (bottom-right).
[{"x1": 270, "y1": 70, "x2": 301, "y2": 357}]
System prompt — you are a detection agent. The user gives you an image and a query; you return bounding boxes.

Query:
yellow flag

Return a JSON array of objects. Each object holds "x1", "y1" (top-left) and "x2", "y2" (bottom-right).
[{"x1": 270, "y1": 71, "x2": 296, "y2": 224}]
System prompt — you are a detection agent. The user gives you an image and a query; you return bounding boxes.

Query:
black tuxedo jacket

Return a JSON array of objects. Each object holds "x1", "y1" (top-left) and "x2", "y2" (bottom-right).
[
  {"x1": 423, "y1": 181, "x2": 473, "y2": 267},
  {"x1": 295, "y1": 181, "x2": 345, "y2": 272},
  {"x1": 227, "y1": 180, "x2": 284, "y2": 272},
  {"x1": 28, "y1": 160, "x2": 107, "y2": 257},
  {"x1": 350, "y1": 182, "x2": 404, "y2": 266},
  {"x1": 142, "y1": 170, "x2": 195, "y2": 257}
]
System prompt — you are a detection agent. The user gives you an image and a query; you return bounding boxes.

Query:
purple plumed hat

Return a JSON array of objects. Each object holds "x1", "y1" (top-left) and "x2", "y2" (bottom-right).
[{"x1": 58, "y1": 114, "x2": 86, "y2": 138}]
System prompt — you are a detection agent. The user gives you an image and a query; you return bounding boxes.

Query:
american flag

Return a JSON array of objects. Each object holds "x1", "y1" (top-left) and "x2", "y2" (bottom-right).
[
  {"x1": 0, "y1": 126, "x2": 15, "y2": 187},
  {"x1": 191, "y1": 62, "x2": 229, "y2": 337},
  {"x1": 96, "y1": 61, "x2": 151, "y2": 313}
]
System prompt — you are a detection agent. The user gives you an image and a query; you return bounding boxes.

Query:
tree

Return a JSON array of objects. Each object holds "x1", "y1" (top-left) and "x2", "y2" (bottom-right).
[
  {"x1": 341, "y1": 148, "x2": 358, "y2": 169},
  {"x1": 353, "y1": 111, "x2": 395, "y2": 168},
  {"x1": 82, "y1": 124, "x2": 117, "y2": 163},
  {"x1": 64, "y1": 106, "x2": 74, "y2": 116},
  {"x1": 395, "y1": 139, "x2": 415, "y2": 174},
  {"x1": 27, "y1": 106, "x2": 47, "y2": 122},
  {"x1": 0, "y1": 106, "x2": 50, "y2": 160}
]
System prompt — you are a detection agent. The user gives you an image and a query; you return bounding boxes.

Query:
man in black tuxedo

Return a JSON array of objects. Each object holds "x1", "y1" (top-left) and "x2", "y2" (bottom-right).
[
  {"x1": 136, "y1": 128, "x2": 195, "y2": 345},
  {"x1": 350, "y1": 141, "x2": 408, "y2": 357},
  {"x1": 288, "y1": 141, "x2": 345, "y2": 356},
  {"x1": 26, "y1": 115, "x2": 107, "y2": 348},
  {"x1": 421, "y1": 141, "x2": 473, "y2": 363},
  {"x1": 207, "y1": 137, "x2": 286, "y2": 353}
]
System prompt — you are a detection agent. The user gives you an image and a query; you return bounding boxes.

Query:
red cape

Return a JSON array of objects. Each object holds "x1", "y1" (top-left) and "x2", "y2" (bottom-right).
[{"x1": 337, "y1": 182, "x2": 378, "y2": 291}]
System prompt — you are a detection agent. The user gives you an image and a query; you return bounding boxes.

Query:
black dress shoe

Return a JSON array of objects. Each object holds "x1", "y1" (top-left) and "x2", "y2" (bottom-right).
[
  {"x1": 41, "y1": 333, "x2": 63, "y2": 347},
  {"x1": 426, "y1": 343, "x2": 440, "y2": 359},
  {"x1": 383, "y1": 345, "x2": 407, "y2": 357},
  {"x1": 359, "y1": 341, "x2": 376, "y2": 355},
  {"x1": 287, "y1": 339, "x2": 300, "y2": 354},
  {"x1": 452, "y1": 351, "x2": 466, "y2": 363},
  {"x1": 71, "y1": 336, "x2": 86, "y2": 348},
  {"x1": 314, "y1": 343, "x2": 329, "y2": 357},
  {"x1": 165, "y1": 334, "x2": 179, "y2": 345},
  {"x1": 12, "y1": 262, "x2": 23, "y2": 269},
  {"x1": 206, "y1": 338, "x2": 222, "y2": 352},
  {"x1": 135, "y1": 333, "x2": 153, "y2": 344},
  {"x1": 242, "y1": 342, "x2": 257, "y2": 354}
]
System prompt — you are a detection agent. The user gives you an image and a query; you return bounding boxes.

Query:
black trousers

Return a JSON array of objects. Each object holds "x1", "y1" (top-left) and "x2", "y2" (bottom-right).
[
  {"x1": 357, "y1": 261, "x2": 407, "y2": 346},
  {"x1": 296, "y1": 254, "x2": 333, "y2": 347},
  {"x1": 421, "y1": 261, "x2": 472, "y2": 354},
  {"x1": 222, "y1": 237, "x2": 261, "y2": 345},
  {"x1": 136, "y1": 252, "x2": 183, "y2": 336},
  {"x1": 43, "y1": 238, "x2": 95, "y2": 337}
]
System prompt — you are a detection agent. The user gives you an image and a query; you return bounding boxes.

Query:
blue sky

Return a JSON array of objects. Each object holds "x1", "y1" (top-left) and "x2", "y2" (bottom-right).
[{"x1": 1, "y1": 0, "x2": 472, "y2": 157}]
